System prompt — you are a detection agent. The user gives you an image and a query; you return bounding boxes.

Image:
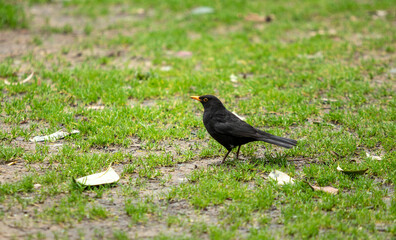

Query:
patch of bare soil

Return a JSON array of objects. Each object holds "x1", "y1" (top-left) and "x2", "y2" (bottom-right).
[
  {"x1": 0, "y1": 121, "x2": 301, "y2": 239},
  {"x1": 2, "y1": 3, "x2": 393, "y2": 239},
  {"x1": 0, "y1": 3, "x2": 150, "y2": 72},
  {"x1": 1, "y1": 5, "x2": 81, "y2": 62},
  {"x1": 0, "y1": 161, "x2": 30, "y2": 183},
  {"x1": 0, "y1": 147, "x2": 223, "y2": 239},
  {"x1": 0, "y1": 122, "x2": 304, "y2": 239}
]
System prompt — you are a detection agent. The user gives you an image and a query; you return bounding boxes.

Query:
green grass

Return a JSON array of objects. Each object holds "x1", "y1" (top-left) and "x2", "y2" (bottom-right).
[
  {"x1": 0, "y1": 1, "x2": 27, "y2": 29},
  {"x1": 0, "y1": 0, "x2": 395, "y2": 239},
  {"x1": 0, "y1": 144, "x2": 24, "y2": 164}
]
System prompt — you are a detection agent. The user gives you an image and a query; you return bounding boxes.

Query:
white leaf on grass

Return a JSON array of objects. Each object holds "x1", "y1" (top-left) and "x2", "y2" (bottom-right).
[
  {"x1": 191, "y1": 6, "x2": 214, "y2": 15},
  {"x1": 4, "y1": 72, "x2": 34, "y2": 85},
  {"x1": 371, "y1": 10, "x2": 387, "y2": 20},
  {"x1": 298, "y1": 52, "x2": 323, "y2": 60},
  {"x1": 269, "y1": 170, "x2": 295, "y2": 185},
  {"x1": 160, "y1": 66, "x2": 172, "y2": 71},
  {"x1": 30, "y1": 130, "x2": 80, "y2": 142},
  {"x1": 337, "y1": 165, "x2": 368, "y2": 175},
  {"x1": 176, "y1": 177, "x2": 187, "y2": 183},
  {"x1": 321, "y1": 98, "x2": 337, "y2": 103},
  {"x1": 366, "y1": 152, "x2": 382, "y2": 160},
  {"x1": 375, "y1": 10, "x2": 387, "y2": 17},
  {"x1": 232, "y1": 111, "x2": 246, "y2": 121},
  {"x1": 76, "y1": 167, "x2": 120, "y2": 186},
  {"x1": 86, "y1": 105, "x2": 105, "y2": 110},
  {"x1": 230, "y1": 74, "x2": 238, "y2": 83}
]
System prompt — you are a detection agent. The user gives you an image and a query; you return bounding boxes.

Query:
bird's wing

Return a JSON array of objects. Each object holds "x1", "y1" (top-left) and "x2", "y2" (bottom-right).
[{"x1": 212, "y1": 116, "x2": 260, "y2": 139}]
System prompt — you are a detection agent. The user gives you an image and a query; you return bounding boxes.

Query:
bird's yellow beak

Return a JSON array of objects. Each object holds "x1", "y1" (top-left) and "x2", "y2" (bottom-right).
[{"x1": 190, "y1": 96, "x2": 201, "y2": 101}]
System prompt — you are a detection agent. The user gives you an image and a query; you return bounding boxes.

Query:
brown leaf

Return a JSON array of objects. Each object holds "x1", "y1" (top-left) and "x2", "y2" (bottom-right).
[
  {"x1": 305, "y1": 181, "x2": 339, "y2": 195},
  {"x1": 245, "y1": 13, "x2": 274, "y2": 23},
  {"x1": 311, "y1": 185, "x2": 339, "y2": 195}
]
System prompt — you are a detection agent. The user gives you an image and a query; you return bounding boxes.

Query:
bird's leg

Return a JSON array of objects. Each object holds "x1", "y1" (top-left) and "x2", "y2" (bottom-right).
[
  {"x1": 236, "y1": 145, "x2": 241, "y2": 159},
  {"x1": 221, "y1": 149, "x2": 232, "y2": 164}
]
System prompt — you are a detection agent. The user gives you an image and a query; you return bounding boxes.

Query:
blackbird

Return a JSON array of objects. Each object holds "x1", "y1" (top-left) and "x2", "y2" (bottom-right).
[{"x1": 191, "y1": 95, "x2": 297, "y2": 163}]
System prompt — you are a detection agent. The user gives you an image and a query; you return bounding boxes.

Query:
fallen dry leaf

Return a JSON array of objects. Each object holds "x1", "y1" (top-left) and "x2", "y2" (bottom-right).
[
  {"x1": 245, "y1": 13, "x2": 274, "y2": 23},
  {"x1": 191, "y1": 6, "x2": 214, "y2": 15},
  {"x1": 75, "y1": 167, "x2": 120, "y2": 186},
  {"x1": 321, "y1": 98, "x2": 337, "y2": 103},
  {"x1": 160, "y1": 66, "x2": 172, "y2": 71},
  {"x1": 30, "y1": 130, "x2": 80, "y2": 142},
  {"x1": 86, "y1": 105, "x2": 105, "y2": 110},
  {"x1": 307, "y1": 182, "x2": 339, "y2": 195},
  {"x1": 4, "y1": 72, "x2": 34, "y2": 85},
  {"x1": 366, "y1": 152, "x2": 382, "y2": 161},
  {"x1": 269, "y1": 170, "x2": 294, "y2": 185},
  {"x1": 372, "y1": 10, "x2": 387, "y2": 19},
  {"x1": 230, "y1": 74, "x2": 238, "y2": 83}
]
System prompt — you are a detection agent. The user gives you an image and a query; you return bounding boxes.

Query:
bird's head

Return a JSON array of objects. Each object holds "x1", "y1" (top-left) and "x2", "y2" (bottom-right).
[{"x1": 190, "y1": 95, "x2": 225, "y2": 109}]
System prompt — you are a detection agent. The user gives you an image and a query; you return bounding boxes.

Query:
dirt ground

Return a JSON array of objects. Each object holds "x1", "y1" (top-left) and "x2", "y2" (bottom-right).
[
  {"x1": 1, "y1": 3, "x2": 394, "y2": 240},
  {"x1": 0, "y1": 3, "x2": 151, "y2": 73},
  {"x1": 0, "y1": 117, "x2": 289, "y2": 239},
  {"x1": 0, "y1": 4, "x2": 189, "y2": 239}
]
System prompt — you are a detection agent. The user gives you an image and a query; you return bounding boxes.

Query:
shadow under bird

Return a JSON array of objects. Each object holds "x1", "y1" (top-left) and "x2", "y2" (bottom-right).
[{"x1": 191, "y1": 95, "x2": 297, "y2": 163}]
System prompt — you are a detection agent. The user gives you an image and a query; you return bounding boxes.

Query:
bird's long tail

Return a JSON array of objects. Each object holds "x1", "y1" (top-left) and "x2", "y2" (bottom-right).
[{"x1": 257, "y1": 131, "x2": 297, "y2": 149}]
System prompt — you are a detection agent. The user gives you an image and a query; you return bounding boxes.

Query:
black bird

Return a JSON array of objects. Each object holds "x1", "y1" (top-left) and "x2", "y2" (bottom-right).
[{"x1": 191, "y1": 95, "x2": 297, "y2": 163}]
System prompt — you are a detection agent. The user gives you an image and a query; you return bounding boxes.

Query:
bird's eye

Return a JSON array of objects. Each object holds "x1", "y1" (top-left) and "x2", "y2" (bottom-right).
[{"x1": 203, "y1": 98, "x2": 208, "y2": 102}]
